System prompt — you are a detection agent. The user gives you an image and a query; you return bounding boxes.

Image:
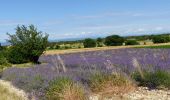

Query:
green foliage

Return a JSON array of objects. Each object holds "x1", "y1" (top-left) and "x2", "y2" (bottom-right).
[
  {"x1": 132, "y1": 70, "x2": 170, "y2": 89},
  {"x1": 152, "y1": 35, "x2": 170, "y2": 43},
  {"x1": 46, "y1": 77, "x2": 86, "y2": 100},
  {"x1": 0, "y1": 50, "x2": 11, "y2": 77},
  {"x1": 7, "y1": 47, "x2": 28, "y2": 64},
  {"x1": 83, "y1": 38, "x2": 96, "y2": 48},
  {"x1": 96, "y1": 37, "x2": 103, "y2": 43},
  {"x1": 125, "y1": 40, "x2": 139, "y2": 45},
  {"x1": 0, "y1": 43, "x2": 3, "y2": 51},
  {"x1": 7, "y1": 25, "x2": 48, "y2": 63},
  {"x1": 96, "y1": 38, "x2": 104, "y2": 47},
  {"x1": 104, "y1": 35, "x2": 124, "y2": 46},
  {"x1": 0, "y1": 53, "x2": 9, "y2": 66},
  {"x1": 135, "y1": 45, "x2": 170, "y2": 49}
]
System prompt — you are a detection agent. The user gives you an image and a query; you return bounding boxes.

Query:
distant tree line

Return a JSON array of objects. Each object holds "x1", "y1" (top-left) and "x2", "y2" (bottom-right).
[
  {"x1": 1, "y1": 24, "x2": 170, "y2": 65},
  {"x1": 47, "y1": 33, "x2": 170, "y2": 49}
]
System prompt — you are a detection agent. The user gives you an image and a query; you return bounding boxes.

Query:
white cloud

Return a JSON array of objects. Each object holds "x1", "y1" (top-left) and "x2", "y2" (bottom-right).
[
  {"x1": 155, "y1": 27, "x2": 163, "y2": 31},
  {"x1": 42, "y1": 20, "x2": 63, "y2": 26},
  {"x1": 0, "y1": 20, "x2": 28, "y2": 26}
]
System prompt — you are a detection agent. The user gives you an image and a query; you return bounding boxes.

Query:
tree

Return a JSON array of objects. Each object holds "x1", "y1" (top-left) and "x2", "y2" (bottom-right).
[
  {"x1": 152, "y1": 35, "x2": 170, "y2": 43},
  {"x1": 96, "y1": 38, "x2": 103, "y2": 43},
  {"x1": 0, "y1": 43, "x2": 2, "y2": 51},
  {"x1": 96, "y1": 38, "x2": 104, "y2": 47},
  {"x1": 7, "y1": 25, "x2": 49, "y2": 63},
  {"x1": 125, "y1": 40, "x2": 139, "y2": 45},
  {"x1": 104, "y1": 35, "x2": 124, "y2": 46},
  {"x1": 83, "y1": 38, "x2": 96, "y2": 48}
]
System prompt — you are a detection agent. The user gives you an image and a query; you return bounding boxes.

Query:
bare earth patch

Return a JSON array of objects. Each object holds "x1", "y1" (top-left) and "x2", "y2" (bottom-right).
[
  {"x1": 0, "y1": 80, "x2": 28, "y2": 100},
  {"x1": 90, "y1": 87, "x2": 170, "y2": 100}
]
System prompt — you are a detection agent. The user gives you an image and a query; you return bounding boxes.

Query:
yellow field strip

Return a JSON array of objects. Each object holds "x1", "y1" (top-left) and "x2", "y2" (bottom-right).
[{"x1": 45, "y1": 43, "x2": 170, "y2": 55}]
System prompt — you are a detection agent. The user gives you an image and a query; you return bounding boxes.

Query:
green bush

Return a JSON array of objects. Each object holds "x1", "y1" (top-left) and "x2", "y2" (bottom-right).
[
  {"x1": 0, "y1": 50, "x2": 11, "y2": 77},
  {"x1": 104, "y1": 35, "x2": 124, "y2": 46},
  {"x1": 83, "y1": 38, "x2": 96, "y2": 48},
  {"x1": 7, "y1": 25, "x2": 48, "y2": 63},
  {"x1": 125, "y1": 40, "x2": 139, "y2": 45},
  {"x1": 0, "y1": 43, "x2": 3, "y2": 51},
  {"x1": 7, "y1": 47, "x2": 28, "y2": 64},
  {"x1": 46, "y1": 77, "x2": 86, "y2": 100},
  {"x1": 152, "y1": 35, "x2": 170, "y2": 43},
  {"x1": 0, "y1": 52, "x2": 8, "y2": 65},
  {"x1": 132, "y1": 70, "x2": 170, "y2": 89}
]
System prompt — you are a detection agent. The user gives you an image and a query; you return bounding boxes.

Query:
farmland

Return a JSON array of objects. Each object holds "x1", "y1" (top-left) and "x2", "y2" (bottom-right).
[{"x1": 1, "y1": 47, "x2": 170, "y2": 99}]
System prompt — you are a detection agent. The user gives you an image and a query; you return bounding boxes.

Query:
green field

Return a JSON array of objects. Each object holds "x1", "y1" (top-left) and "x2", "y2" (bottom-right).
[{"x1": 135, "y1": 45, "x2": 170, "y2": 49}]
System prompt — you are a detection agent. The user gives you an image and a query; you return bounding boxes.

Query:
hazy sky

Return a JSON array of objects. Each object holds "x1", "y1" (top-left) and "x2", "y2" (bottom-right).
[{"x1": 0, "y1": 0, "x2": 170, "y2": 42}]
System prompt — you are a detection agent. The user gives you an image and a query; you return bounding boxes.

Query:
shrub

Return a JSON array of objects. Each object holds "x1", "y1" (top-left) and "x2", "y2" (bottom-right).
[
  {"x1": 46, "y1": 77, "x2": 87, "y2": 100},
  {"x1": 132, "y1": 70, "x2": 170, "y2": 89},
  {"x1": 0, "y1": 43, "x2": 3, "y2": 51},
  {"x1": 54, "y1": 45, "x2": 60, "y2": 49},
  {"x1": 83, "y1": 38, "x2": 96, "y2": 48},
  {"x1": 0, "y1": 50, "x2": 11, "y2": 78},
  {"x1": 0, "y1": 52, "x2": 8, "y2": 66},
  {"x1": 0, "y1": 50, "x2": 11, "y2": 67},
  {"x1": 6, "y1": 47, "x2": 28, "y2": 64},
  {"x1": 125, "y1": 40, "x2": 139, "y2": 45},
  {"x1": 104, "y1": 35, "x2": 124, "y2": 46},
  {"x1": 152, "y1": 35, "x2": 170, "y2": 43},
  {"x1": 89, "y1": 72, "x2": 134, "y2": 94},
  {"x1": 96, "y1": 38, "x2": 104, "y2": 47},
  {"x1": 7, "y1": 25, "x2": 48, "y2": 63}
]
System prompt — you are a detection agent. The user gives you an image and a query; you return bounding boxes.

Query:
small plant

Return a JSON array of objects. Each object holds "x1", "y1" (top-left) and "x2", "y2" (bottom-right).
[
  {"x1": 46, "y1": 77, "x2": 87, "y2": 100},
  {"x1": 89, "y1": 72, "x2": 134, "y2": 95},
  {"x1": 132, "y1": 70, "x2": 170, "y2": 89}
]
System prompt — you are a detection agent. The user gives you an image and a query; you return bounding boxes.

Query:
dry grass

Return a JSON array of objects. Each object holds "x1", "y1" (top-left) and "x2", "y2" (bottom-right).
[
  {"x1": 45, "y1": 46, "x2": 133, "y2": 55},
  {"x1": 62, "y1": 84, "x2": 87, "y2": 100},
  {"x1": 0, "y1": 84, "x2": 25, "y2": 100},
  {"x1": 45, "y1": 42, "x2": 170, "y2": 55},
  {"x1": 46, "y1": 78, "x2": 87, "y2": 100},
  {"x1": 89, "y1": 73, "x2": 136, "y2": 97},
  {"x1": 0, "y1": 80, "x2": 28, "y2": 100}
]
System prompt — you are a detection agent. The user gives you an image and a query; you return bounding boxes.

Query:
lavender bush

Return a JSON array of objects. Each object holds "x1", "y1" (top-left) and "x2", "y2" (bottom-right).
[{"x1": 1, "y1": 48, "x2": 170, "y2": 99}]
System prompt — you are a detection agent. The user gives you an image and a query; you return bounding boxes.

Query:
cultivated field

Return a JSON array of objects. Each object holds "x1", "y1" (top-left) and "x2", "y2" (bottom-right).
[
  {"x1": 1, "y1": 46, "x2": 170, "y2": 99},
  {"x1": 45, "y1": 43, "x2": 170, "y2": 55}
]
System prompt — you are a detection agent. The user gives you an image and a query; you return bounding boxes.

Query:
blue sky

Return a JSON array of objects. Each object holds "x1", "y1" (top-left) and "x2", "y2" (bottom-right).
[{"x1": 0, "y1": 0, "x2": 170, "y2": 42}]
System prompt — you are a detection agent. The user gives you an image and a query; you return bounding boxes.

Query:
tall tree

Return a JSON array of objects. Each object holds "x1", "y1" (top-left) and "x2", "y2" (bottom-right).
[{"x1": 7, "y1": 25, "x2": 49, "y2": 63}]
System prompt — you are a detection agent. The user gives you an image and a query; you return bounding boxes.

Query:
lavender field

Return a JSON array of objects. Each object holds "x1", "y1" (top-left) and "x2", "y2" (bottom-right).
[{"x1": 1, "y1": 48, "x2": 170, "y2": 99}]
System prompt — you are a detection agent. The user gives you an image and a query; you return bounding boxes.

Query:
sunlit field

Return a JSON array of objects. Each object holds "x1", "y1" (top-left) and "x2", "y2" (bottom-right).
[
  {"x1": 1, "y1": 47, "x2": 170, "y2": 99},
  {"x1": 45, "y1": 42, "x2": 170, "y2": 55}
]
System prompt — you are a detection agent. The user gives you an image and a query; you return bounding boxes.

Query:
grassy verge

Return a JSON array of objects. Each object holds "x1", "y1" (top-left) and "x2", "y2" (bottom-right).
[
  {"x1": 132, "y1": 70, "x2": 170, "y2": 89},
  {"x1": 46, "y1": 77, "x2": 87, "y2": 100},
  {"x1": 0, "y1": 83, "x2": 26, "y2": 100},
  {"x1": 134, "y1": 45, "x2": 170, "y2": 49},
  {"x1": 88, "y1": 73, "x2": 135, "y2": 96}
]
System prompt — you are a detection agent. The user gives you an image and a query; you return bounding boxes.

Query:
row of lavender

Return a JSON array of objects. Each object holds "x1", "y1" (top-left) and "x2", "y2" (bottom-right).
[
  {"x1": 41, "y1": 48, "x2": 170, "y2": 72},
  {"x1": 1, "y1": 48, "x2": 170, "y2": 99}
]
